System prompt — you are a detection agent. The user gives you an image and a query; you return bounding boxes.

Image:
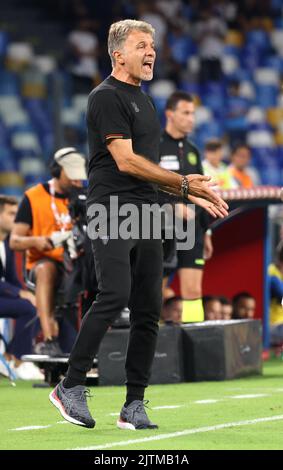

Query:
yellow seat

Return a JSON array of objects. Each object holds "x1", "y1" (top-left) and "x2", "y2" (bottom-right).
[
  {"x1": 275, "y1": 132, "x2": 283, "y2": 146},
  {"x1": 0, "y1": 172, "x2": 24, "y2": 187},
  {"x1": 225, "y1": 30, "x2": 243, "y2": 47},
  {"x1": 267, "y1": 108, "x2": 283, "y2": 128}
]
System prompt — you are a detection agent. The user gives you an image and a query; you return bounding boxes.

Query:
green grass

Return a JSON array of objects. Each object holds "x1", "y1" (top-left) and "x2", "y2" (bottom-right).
[{"x1": 1, "y1": 358, "x2": 283, "y2": 450}]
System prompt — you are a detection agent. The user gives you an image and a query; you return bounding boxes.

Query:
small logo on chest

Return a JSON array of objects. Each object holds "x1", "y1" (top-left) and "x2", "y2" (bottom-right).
[{"x1": 131, "y1": 101, "x2": 140, "y2": 113}]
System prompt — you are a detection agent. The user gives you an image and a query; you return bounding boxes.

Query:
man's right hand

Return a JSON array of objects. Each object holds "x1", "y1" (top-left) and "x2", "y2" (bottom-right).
[
  {"x1": 186, "y1": 175, "x2": 229, "y2": 216},
  {"x1": 19, "y1": 290, "x2": 36, "y2": 307},
  {"x1": 33, "y1": 237, "x2": 54, "y2": 252}
]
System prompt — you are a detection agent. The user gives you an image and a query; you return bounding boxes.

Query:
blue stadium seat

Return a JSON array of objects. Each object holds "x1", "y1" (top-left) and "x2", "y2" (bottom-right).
[
  {"x1": 0, "y1": 186, "x2": 23, "y2": 197},
  {"x1": 256, "y1": 84, "x2": 279, "y2": 108},
  {"x1": 0, "y1": 31, "x2": 9, "y2": 58},
  {"x1": 246, "y1": 30, "x2": 271, "y2": 52},
  {"x1": 0, "y1": 71, "x2": 20, "y2": 95}
]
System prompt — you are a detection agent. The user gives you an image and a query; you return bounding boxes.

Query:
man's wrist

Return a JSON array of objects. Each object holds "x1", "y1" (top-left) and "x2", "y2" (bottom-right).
[{"x1": 180, "y1": 176, "x2": 189, "y2": 197}]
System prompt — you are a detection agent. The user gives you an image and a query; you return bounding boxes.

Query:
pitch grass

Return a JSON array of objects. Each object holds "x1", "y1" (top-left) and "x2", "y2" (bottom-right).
[{"x1": 0, "y1": 358, "x2": 283, "y2": 450}]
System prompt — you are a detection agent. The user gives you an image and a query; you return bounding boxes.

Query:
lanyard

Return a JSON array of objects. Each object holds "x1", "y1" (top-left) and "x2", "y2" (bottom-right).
[{"x1": 48, "y1": 180, "x2": 71, "y2": 233}]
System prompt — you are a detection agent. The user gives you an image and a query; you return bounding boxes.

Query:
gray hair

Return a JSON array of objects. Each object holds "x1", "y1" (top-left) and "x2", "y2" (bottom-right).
[{"x1": 108, "y1": 19, "x2": 155, "y2": 67}]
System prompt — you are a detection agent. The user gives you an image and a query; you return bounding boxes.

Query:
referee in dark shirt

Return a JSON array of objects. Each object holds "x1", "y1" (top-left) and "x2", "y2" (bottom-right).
[
  {"x1": 49, "y1": 19, "x2": 228, "y2": 430},
  {"x1": 160, "y1": 92, "x2": 213, "y2": 323}
]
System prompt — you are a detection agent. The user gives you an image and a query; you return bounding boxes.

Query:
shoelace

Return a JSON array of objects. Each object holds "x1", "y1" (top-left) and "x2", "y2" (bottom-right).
[{"x1": 132, "y1": 400, "x2": 150, "y2": 419}]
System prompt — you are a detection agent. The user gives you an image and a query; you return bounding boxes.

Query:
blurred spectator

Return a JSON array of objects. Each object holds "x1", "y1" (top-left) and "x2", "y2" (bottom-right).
[
  {"x1": 194, "y1": 6, "x2": 227, "y2": 83},
  {"x1": 219, "y1": 296, "x2": 233, "y2": 320},
  {"x1": 232, "y1": 292, "x2": 256, "y2": 319},
  {"x1": 203, "y1": 295, "x2": 222, "y2": 321},
  {"x1": 268, "y1": 241, "x2": 283, "y2": 346},
  {"x1": 0, "y1": 195, "x2": 43, "y2": 380},
  {"x1": 202, "y1": 139, "x2": 237, "y2": 189},
  {"x1": 160, "y1": 296, "x2": 182, "y2": 325},
  {"x1": 228, "y1": 144, "x2": 261, "y2": 188},
  {"x1": 137, "y1": 1, "x2": 168, "y2": 53},
  {"x1": 225, "y1": 80, "x2": 250, "y2": 146},
  {"x1": 10, "y1": 148, "x2": 87, "y2": 356},
  {"x1": 67, "y1": 19, "x2": 100, "y2": 93}
]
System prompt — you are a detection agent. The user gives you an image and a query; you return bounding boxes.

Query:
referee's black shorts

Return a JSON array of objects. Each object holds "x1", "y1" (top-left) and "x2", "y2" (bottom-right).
[{"x1": 177, "y1": 238, "x2": 205, "y2": 270}]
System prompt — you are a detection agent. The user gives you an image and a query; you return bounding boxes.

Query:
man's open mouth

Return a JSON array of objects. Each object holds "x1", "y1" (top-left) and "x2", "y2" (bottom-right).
[{"x1": 143, "y1": 61, "x2": 153, "y2": 71}]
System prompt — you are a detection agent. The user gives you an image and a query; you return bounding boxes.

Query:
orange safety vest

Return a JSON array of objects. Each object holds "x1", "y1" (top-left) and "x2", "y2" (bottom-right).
[
  {"x1": 25, "y1": 183, "x2": 72, "y2": 270},
  {"x1": 229, "y1": 167, "x2": 254, "y2": 188}
]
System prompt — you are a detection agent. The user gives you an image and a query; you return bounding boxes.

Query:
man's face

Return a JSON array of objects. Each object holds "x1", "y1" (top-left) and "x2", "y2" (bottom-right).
[
  {"x1": 222, "y1": 304, "x2": 232, "y2": 320},
  {"x1": 0, "y1": 204, "x2": 18, "y2": 235},
  {"x1": 232, "y1": 147, "x2": 251, "y2": 171},
  {"x1": 58, "y1": 169, "x2": 83, "y2": 194},
  {"x1": 116, "y1": 30, "x2": 156, "y2": 83},
  {"x1": 236, "y1": 298, "x2": 256, "y2": 319},
  {"x1": 205, "y1": 300, "x2": 222, "y2": 321},
  {"x1": 205, "y1": 148, "x2": 223, "y2": 167},
  {"x1": 167, "y1": 100, "x2": 195, "y2": 135}
]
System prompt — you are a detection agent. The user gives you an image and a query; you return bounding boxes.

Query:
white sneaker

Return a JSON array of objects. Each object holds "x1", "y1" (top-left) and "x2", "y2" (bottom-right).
[{"x1": 13, "y1": 361, "x2": 45, "y2": 381}]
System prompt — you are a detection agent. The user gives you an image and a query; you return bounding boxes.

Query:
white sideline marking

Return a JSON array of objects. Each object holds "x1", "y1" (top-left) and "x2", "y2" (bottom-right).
[
  {"x1": 153, "y1": 405, "x2": 182, "y2": 410},
  {"x1": 194, "y1": 399, "x2": 220, "y2": 404},
  {"x1": 71, "y1": 415, "x2": 283, "y2": 450},
  {"x1": 10, "y1": 425, "x2": 51, "y2": 431},
  {"x1": 230, "y1": 394, "x2": 269, "y2": 399}
]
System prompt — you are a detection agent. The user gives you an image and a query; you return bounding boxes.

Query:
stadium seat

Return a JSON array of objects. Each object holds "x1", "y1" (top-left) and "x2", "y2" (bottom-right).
[
  {"x1": 246, "y1": 107, "x2": 267, "y2": 124},
  {"x1": 6, "y1": 42, "x2": 33, "y2": 72},
  {"x1": 11, "y1": 131, "x2": 41, "y2": 154},
  {"x1": 149, "y1": 79, "x2": 176, "y2": 99},
  {"x1": 72, "y1": 94, "x2": 89, "y2": 114},
  {"x1": 195, "y1": 106, "x2": 213, "y2": 127},
  {"x1": 246, "y1": 30, "x2": 271, "y2": 52},
  {"x1": 270, "y1": 29, "x2": 283, "y2": 55},
  {"x1": 0, "y1": 171, "x2": 24, "y2": 189},
  {"x1": 254, "y1": 68, "x2": 280, "y2": 86},
  {"x1": 222, "y1": 55, "x2": 240, "y2": 76},
  {"x1": 256, "y1": 84, "x2": 278, "y2": 108},
  {"x1": 225, "y1": 30, "x2": 244, "y2": 47},
  {"x1": 0, "y1": 71, "x2": 20, "y2": 95},
  {"x1": 247, "y1": 130, "x2": 275, "y2": 148},
  {"x1": 266, "y1": 108, "x2": 283, "y2": 128},
  {"x1": 238, "y1": 81, "x2": 256, "y2": 101},
  {"x1": 0, "y1": 30, "x2": 9, "y2": 58},
  {"x1": 274, "y1": 132, "x2": 283, "y2": 146}
]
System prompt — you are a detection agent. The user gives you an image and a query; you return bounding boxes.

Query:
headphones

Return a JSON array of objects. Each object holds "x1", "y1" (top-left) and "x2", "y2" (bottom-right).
[{"x1": 49, "y1": 147, "x2": 78, "y2": 179}]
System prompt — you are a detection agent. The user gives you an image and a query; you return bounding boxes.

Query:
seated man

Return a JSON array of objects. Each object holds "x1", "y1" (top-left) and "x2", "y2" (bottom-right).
[
  {"x1": 0, "y1": 195, "x2": 42, "y2": 380},
  {"x1": 10, "y1": 147, "x2": 87, "y2": 356},
  {"x1": 203, "y1": 295, "x2": 222, "y2": 321},
  {"x1": 232, "y1": 292, "x2": 256, "y2": 320}
]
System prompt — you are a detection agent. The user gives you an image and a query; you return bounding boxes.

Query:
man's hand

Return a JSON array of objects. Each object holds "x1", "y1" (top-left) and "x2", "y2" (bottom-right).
[
  {"x1": 33, "y1": 237, "x2": 54, "y2": 252},
  {"x1": 19, "y1": 290, "x2": 36, "y2": 307},
  {"x1": 188, "y1": 194, "x2": 228, "y2": 218},
  {"x1": 186, "y1": 175, "x2": 228, "y2": 218},
  {"x1": 186, "y1": 174, "x2": 228, "y2": 209}
]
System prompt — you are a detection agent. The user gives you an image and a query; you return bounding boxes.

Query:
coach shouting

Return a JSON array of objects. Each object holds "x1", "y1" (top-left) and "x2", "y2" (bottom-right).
[{"x1": 49, "y1": 19, "x2": 228, "y2": 430}]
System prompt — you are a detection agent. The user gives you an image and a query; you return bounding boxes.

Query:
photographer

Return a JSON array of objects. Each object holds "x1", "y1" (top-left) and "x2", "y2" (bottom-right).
[{"x1": 10, "y1": 147, "x2": 87, "y2": 356}]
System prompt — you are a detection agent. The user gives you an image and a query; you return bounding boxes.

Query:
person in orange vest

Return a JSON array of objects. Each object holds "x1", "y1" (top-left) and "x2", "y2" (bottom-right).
[
  {"x1": 228, "y1": 143, "x2": 260, "y2": 188},
  {"x1": 10, "y1": 148, "x2": 87, "y2": 356}
]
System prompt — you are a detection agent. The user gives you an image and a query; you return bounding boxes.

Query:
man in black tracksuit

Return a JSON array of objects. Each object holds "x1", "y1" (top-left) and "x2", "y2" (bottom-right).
[
  {"x1": 159, "y1": 91, "x2": 213, "y2": 322},
  {"x1": 49, "y1": 20, "x2": 228, "y2": 431}
]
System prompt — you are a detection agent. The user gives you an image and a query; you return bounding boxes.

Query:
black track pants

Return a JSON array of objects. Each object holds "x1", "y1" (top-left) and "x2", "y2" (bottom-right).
[{"x1": 67, "y1": 235, "x2": 163, "y2": 388}]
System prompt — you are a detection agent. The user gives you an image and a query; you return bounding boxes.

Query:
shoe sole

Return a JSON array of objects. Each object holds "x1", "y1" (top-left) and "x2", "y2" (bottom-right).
[
  {"x1": 117, "y1": 419, "x2": 136, "y2": 430},
  {"x1": 117, "y1": 419, "x2": 158, "y2": 431},
  {"x1": 49, "y1": 388, "x2": 95, "y2": 428}
]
